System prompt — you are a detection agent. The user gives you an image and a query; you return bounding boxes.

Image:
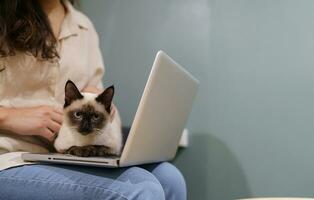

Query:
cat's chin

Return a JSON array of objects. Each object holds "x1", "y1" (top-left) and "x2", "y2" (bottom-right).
[{"x1": 78, "y1": 131, "x2": 104, "y2": 136}]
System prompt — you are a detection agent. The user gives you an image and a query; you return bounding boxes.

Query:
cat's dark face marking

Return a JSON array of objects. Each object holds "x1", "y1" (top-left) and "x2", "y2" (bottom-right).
[
  {"x1": 64, "y1": 80, "x2": 115, "y2": 136},
  {"x1": 64, "y1": 80, "x2": 83, "y2": 108},
  {"x1": 95, "y1": 85, "x2": 114, "y2": 113},
  {"x1": 67, "y1": 104, "x2": 108, "y2": 135}
]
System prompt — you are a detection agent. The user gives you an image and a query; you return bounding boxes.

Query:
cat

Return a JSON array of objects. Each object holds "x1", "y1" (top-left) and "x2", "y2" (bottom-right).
[{"x1": 54, "y1": 80, "x2": 123, "y2": 157}]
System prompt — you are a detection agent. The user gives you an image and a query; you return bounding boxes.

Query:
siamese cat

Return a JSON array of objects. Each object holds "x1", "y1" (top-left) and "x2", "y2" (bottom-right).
[{"x1": 54, "y1": 80, "x2": 122, "y2": 157}]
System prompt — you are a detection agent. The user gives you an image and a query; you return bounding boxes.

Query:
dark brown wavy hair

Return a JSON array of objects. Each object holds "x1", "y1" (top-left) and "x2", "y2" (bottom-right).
[{"x1": 0, "y1": 0, "x2": 60, "y2": 60}]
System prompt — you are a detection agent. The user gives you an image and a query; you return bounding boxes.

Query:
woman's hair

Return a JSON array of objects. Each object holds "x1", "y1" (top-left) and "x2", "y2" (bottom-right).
[{"x1": 0, "y1": 0, "x2": 60, "y2": 60}]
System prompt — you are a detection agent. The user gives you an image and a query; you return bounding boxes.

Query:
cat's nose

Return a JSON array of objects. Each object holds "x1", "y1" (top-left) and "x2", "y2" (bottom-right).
[
  {"x1": 80, "y1": 122, "x2": 93, "y2": 135},
  {"x1": 80, "y1": 128, "x2": 93, "y2": 135},
  {"x1": 79, "y1": 126, "x2": 93, "y2": 135}
]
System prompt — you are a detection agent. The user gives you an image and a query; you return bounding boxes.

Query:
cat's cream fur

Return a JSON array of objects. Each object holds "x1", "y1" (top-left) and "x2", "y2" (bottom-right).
[{"x1": 54, "y1": 92, "x2": 123, "y2": 155}]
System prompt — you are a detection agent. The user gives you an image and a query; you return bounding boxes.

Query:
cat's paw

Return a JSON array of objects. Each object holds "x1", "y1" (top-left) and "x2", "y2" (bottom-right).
[
  {"x1": 64, "y1": 145, "x2": 119, "y2": 157},
  {"x1": 95, "y1": 145, "x2": 119, "y2": 156},
  {"x1": 65, "y1": 145, "x2": 98, "y2": 157}
]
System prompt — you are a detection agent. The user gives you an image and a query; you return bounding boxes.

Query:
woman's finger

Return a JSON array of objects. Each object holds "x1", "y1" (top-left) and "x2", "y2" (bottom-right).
[
  {"x1": 47, "y1": 119, "x2": 62, "y2": 133},
  {"x1": 110, "y1": 103, "x2": 116, "y2": 115},
  {"x1": 42, "y1": 128, "x2": 56, "y2": 141},
  {"x1": 110, "y1": 104, "x2": 116, "y2": 122},
  {"x1": 51, "y1": 111, "x2": 63, "y2": 125},
  {"x1": 53, "y1": 107, "x2": 63, "y2": 115}
]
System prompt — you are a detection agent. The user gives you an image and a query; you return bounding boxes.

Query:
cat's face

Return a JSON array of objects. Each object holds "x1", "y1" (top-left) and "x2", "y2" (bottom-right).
[{"x1": 63, "y1": 80, "x2": 114, "y2": 135}]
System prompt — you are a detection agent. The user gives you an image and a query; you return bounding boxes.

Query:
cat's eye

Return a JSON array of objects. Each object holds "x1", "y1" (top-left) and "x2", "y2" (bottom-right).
[
  {"x1": 74, "y1": 111, "x2": 83, "y2": 119},
  {"x1": 92, "y1": 113, "x2": 100, "y2": 120}
]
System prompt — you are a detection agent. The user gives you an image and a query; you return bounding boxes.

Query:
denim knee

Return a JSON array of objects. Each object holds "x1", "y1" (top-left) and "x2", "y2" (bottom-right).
[
  {"x1": 132, "y1": 181, "x2": 165, "y2": 200},
  {"x1": 116, "y1": 167, "x2": 165, "y2": 200},
  {"x1": 151, "y1": 162, "x2": 187, "y2": 200}
]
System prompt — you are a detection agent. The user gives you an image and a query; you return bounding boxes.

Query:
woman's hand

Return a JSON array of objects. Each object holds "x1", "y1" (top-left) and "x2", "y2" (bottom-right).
[
  {"x1": 110, "y1": 104, "x2": 116, "y2": 122},
  {"x1": 82, "y1": 86, "x2": 102, "y2": 94},
  {"x1": 0, "y1": 105, "x2": 63, "y2": 141}
]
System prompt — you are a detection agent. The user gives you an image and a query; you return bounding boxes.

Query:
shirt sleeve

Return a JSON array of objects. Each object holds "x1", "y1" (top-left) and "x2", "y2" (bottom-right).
[{"x1": 86, "y1": 23, "x2": 105, "y2": 90}]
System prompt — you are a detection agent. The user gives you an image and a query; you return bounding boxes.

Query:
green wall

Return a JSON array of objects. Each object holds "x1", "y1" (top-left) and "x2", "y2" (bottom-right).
[{"x1": 81, "y1": 0, "x2": 314, "y2": 199}]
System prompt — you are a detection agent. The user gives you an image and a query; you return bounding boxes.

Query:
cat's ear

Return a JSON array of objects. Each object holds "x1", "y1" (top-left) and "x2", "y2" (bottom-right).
[
  {"x1": 64, "y1": 80, "x2": 83, "y2": 108},
  {"x1": 95, "y1": 85, "x2": 114, "y2": 113}
]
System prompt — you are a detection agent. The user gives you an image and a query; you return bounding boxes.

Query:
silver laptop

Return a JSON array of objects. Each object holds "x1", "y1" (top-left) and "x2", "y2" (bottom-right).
[{"x1": 22, "y1": 51, "x2": 199, "y2": 167}]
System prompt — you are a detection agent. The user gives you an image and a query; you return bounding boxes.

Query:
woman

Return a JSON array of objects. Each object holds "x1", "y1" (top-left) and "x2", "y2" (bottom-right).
[{"x1": 0, "y1": 0, "x2": 186, "y2": 199}]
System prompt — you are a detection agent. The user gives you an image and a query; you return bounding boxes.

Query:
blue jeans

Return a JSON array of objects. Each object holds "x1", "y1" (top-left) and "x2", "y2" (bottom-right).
[{"x1": 0, "y1": 162, "x2": 186, "y2": 200}]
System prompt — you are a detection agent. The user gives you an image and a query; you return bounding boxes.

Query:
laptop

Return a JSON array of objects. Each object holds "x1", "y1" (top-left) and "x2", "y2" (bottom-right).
[{"x1": 22, "y1": 51, "x2": 199, "y2": 167}]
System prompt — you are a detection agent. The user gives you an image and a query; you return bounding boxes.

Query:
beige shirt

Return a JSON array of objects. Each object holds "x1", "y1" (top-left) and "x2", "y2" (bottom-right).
[{"x1": 0, "y1": 1, "x2": 105, "y2": 170}]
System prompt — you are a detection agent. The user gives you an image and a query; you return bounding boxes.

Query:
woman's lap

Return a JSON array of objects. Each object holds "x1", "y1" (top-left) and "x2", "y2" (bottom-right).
[
  {"x1": 0, "y1": 162, "x2": 186, "y2": 200},
  {"x1": 148, "y1": 162, "x2": 187, "y2": 200}
]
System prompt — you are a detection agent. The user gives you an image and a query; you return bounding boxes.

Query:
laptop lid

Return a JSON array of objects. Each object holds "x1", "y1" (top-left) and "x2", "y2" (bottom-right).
[{"x1": 119, "y1": 51, "x2": 199, "y2": 167}]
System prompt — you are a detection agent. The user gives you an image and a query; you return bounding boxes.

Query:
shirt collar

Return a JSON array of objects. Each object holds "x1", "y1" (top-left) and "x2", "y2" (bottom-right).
[{"x1": 58, "y1": 0, "x2": 89, "y2": 40}]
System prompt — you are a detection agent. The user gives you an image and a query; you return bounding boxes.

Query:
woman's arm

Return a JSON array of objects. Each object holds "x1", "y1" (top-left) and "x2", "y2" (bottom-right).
[
  {"x1": 82, "y1": 86, "x2": 102, "y2": 94},
  {"x1": 0, "y1": 106, "x2": 63, "y2": 141},
  {"x1": 0, "y1": 107, "x2": 8, "y2": 127}
]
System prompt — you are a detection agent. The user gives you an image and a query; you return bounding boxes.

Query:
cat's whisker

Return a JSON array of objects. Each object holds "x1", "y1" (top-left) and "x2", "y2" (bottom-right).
[
  {"x1": 68, "y1": 126, "x2": 79, "y2": 133},
  {"x1": 68, "y1": 126, "x2": 77, "y2": 130},
  {"x1": 94, "y1": 130, "x2": 103, "y2": 135}
]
